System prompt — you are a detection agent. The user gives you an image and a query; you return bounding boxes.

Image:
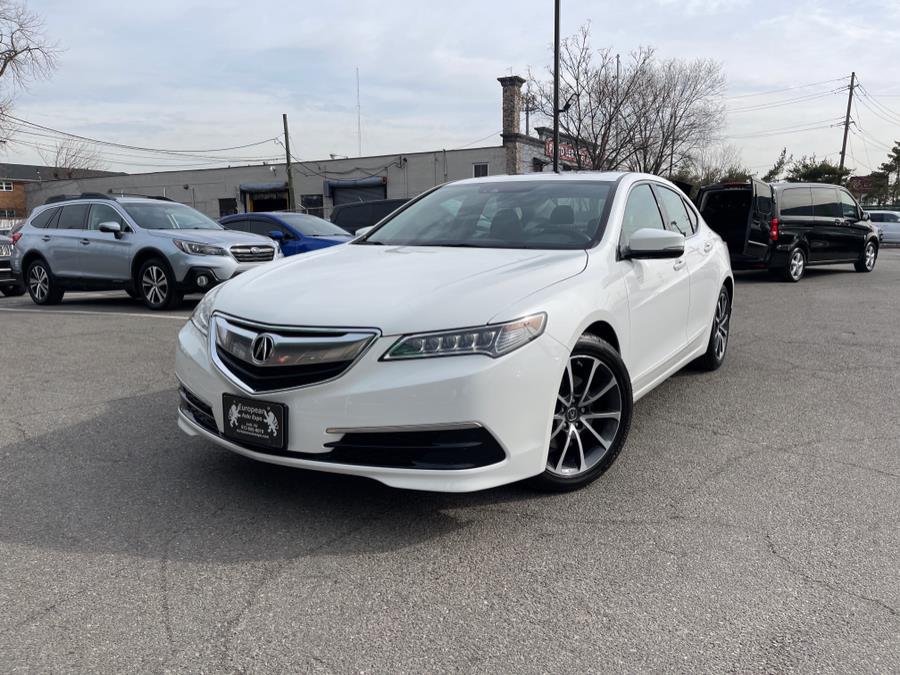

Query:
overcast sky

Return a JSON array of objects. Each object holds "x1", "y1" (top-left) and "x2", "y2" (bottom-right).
[{"x1": 8, "y1": 0, "x2": 900, "y2": 176}]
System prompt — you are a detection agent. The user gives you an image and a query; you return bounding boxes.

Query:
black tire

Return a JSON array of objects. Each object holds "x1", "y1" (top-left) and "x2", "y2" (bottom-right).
[
  {"x1": 125, "y1": 287, "x2": 140, "y2": 300},
  {"x1": 25, "y1": 259, "x2": 64, "y2": 305},
  {"x1": 780, "y1": 246, "x2": 806, "y2": 282},
  {"x1": 694, "y1": 285, "x2": 732, "y2": 372},
  {"x1": 137, "y1": 258, "x2": 182, "y2": 310},
  {"x1": 854, "y1": 240, "x2": 877, "y2": 273},
  {"x1": 529, "y1": 334, "x2": 633, "y2": 492},
  {"x1": 1, "y1": 283, "x2": 26, "y2": 297}
]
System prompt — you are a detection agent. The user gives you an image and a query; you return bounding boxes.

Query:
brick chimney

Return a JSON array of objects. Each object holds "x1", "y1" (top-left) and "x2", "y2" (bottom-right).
[{"x1": 498, "y1": 75, "x2": 525, "y2": 174}]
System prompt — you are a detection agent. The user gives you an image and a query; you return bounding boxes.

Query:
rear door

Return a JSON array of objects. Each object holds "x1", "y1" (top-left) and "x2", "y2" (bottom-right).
[
  {"x1": 810, "y1": 186, "x2": 843, "y2": 261},
  {"x1": 748, "y1": 179, "x2": 774, "y2": 259},
  {"x1": 777, "y1": 187, "x2": 817, "y2": 260},
  {"x1": 696, "y1": 184, "x2": 753, "y2": 256},
  {"x1": 53, "y1": 204, "x2": 91, "y2": 277}
]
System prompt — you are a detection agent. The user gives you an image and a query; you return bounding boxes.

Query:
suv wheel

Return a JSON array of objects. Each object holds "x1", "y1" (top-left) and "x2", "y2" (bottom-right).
[
  {"x1": 782, "y1": 247, "x2": 806, "y2": 282},
  {"x1": 529, "y1": 335, "x2": 633, "y2": 492},
  {"x1": 138, "y1": 258, "x2": 182, "y2": 310},
  {"x1": 854, "y1": 241, "x2": 877, "y2": 273},
  {"x1": 26, "y1": 259, "x2": 64, "y2": 305}
]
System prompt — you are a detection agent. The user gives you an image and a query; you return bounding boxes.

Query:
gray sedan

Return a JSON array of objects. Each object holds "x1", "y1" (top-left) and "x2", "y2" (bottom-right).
[{"x1": 868, "y1": 210, "x2": 900, "y2": 244}]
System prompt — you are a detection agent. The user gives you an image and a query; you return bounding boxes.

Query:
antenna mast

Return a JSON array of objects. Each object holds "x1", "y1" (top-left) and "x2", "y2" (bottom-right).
[{"x1": 356, "y1": 67, "x2": 362, "y2": 156}]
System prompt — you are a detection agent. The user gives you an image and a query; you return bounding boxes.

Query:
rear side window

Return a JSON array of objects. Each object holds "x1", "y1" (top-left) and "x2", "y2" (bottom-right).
[
  {"x1": 779, "y1": 188, "x2": 813, "y2": 217},
  {"x1": 30, "y1": 207, "x2": 59, "y2": 229},
  {"x1": 755, "y1": 184, "x2": 774, "y2": 215},
  {"x1": 621, "y1": 184, "x2": 665, "y2": 245},
  {"x1": 223, "y1": 218, "x2": 251, "y2": 232},
  {"x1": 57, "y1": 204, "x2": 90, "y2": 229},
  {"x1": 654, "y1": 185, "x2": 694, "y2": 236},
  {"x1": 811, "y1": 187, "x2": 841, "y2": 219}
]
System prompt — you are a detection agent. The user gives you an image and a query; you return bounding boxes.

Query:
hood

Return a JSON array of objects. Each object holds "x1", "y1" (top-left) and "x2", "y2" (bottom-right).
[
  {"x1": 145, "y1": 229, "x2": 274, "y2": 246},
  {"x1": 214, "y1": 244, "x2": 588, "y2": 334}
]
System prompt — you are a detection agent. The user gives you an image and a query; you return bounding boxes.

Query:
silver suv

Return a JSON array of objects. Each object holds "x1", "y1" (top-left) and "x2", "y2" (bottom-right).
[{"x1": 11, "y1": 194, "x2": 281, "y2": 310}]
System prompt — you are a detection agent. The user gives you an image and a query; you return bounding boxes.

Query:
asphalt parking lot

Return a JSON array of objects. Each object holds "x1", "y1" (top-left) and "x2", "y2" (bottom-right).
[{"x1": 1, "y1": 252, "x2": 898, "y2": 673}]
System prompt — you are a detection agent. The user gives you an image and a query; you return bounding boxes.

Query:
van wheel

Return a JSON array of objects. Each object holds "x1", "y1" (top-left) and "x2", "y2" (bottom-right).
[
  {"x1": 26, "y1": 259, "x2": 65, "y2": 305},
  {"x1": 781, "y1": 247, "x2": 806, "y2": 282},
  {"x1": 138, "y1": 258, "x2": 182, "y2": 310},
  {"x1": 694, "y1": 285, "x2": 731, "y2": 371},
  {"x1": 529, "y1": 335, "x2": 633, "y2": 492},
  {"x1": 854, "y1": 241, "x2": 877, "y2": 273}
]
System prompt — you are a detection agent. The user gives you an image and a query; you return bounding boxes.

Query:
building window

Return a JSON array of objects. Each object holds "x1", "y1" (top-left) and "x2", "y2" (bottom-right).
[
  {"x1": 301, "y1": 194, "x2": 324, "y2": 218},
  {"x1": 218, "y1": 198, "x2": 238, "y2": 217},
  {"x1": 0, "y1": 208, "x2": 16, "y2": 217},
  {"x1": 473, "y1": 163, "x2": 489, "y2": 178},
  {"x1": 0, "y1": 181, "x2": 13, "y2": 191}
]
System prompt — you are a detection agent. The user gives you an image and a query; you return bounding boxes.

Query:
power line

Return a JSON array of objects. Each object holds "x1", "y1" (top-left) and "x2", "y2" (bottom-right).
[
  {"x1": 725, "y1": 76, "x2": 849, "y2": 100},
  {"x1": 725, "y1": 118, "x2": 842, "y2": 139},
  {"x1": 727, "y1": 88, "x2": 846, "y2": 114}
]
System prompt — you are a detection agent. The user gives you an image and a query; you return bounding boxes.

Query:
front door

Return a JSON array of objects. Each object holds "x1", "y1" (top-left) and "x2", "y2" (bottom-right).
[
  {"x1": 618, "y1": 183, "x2": 690, "y2": 384},
  {"x1": 80, "y1": 203, "x2": 133, "y2": 282},
  {"x1": 836, "y1": 189, "x2": 868, "y2": 258}
]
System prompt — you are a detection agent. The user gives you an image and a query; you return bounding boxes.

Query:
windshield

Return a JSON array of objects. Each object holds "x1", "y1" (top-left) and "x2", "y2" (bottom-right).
[
  {"x1": 123, "y1": 202, "x2": 223, "y2": 230},
  {"x1": 274, "y1": 213, "x2": 350, "y2": 237},
  {"x1": 362, "y1": 180, "x2": 612, "y2": 249}
]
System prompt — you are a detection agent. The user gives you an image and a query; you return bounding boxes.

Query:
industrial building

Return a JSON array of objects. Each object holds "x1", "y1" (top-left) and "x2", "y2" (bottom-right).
[{"x1": 24, "y1": 76, "x2": 570, "y2": 219}]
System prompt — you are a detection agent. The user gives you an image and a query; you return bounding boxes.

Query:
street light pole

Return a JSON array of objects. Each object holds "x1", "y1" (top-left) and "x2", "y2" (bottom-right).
[{"x1": 553, "y1": 0, "x2": 560, "y2": 173}]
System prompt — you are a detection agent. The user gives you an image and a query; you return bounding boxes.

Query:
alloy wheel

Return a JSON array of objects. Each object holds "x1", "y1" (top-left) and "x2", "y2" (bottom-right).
[
  {"x1": 789, "y1": 249, "x2": 804, "y2": 280},
  {"x1": 28, "y1": 265, "x2": 49, "y2": 302},
  {"x1": 713, "y1": 289, "x2": 730, "y2": 360},
  {"x1": 547, "y1": 355, "x2": 623, "y2": 477},
  {"x1": 142, "y1": 265, "x2": 169, "y2": 306},
  {"x1": 865, "y1": 243, "x2": 876, "y2": 270}
]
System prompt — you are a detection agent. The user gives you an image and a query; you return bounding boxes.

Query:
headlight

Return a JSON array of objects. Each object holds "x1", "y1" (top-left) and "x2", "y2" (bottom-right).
[
  {"x1": 383, "y1": 313, "x2": 546, "y2": 360},
  {"x1": 190, "y1": 285, "x2": 223, "y2": 335},
  {"x1": 174, "y1": 240, "x2": 227, "y2": 256}
]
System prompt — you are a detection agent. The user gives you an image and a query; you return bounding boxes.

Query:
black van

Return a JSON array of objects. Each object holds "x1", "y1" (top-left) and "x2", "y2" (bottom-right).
[
  {"x1": 697, "y1": 180, "x2": 880, "y2": 282},
  {"x1": 330, "y1": 198, "x2": 410, "y2": 234}
]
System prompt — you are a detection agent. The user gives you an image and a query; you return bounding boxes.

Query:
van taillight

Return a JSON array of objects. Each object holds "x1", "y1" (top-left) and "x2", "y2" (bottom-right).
[
  {"x1": 10, "y1": 232, "x2": 21, "y2": 246},
  {"x1": 770, "y1": 218, "x2": 779, "y2": 241}
]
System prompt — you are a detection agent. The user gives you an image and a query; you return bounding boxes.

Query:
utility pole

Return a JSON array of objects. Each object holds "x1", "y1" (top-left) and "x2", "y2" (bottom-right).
[
  {"x1": 282, "y1": 113, "x2": 295, "y2": 211},
  {"x1": 838, "y1": 71, "x2": 856, "y2": 177},
  {"x1": 553, "y1": 0, "x2": 561, "y2": 173}
]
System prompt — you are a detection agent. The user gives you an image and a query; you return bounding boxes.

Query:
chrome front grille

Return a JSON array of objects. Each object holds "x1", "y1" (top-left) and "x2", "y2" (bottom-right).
[
  {"x1": 210, "y1": 315, "x2": 377, "y2": 393},
  {"x1": 230, "y1": 245, "x2": 275, "y2": 262}
]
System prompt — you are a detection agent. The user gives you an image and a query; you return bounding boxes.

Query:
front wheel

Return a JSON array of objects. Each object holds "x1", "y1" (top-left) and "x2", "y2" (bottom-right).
[
  {"x1": 529, "y1": 335, "x2": 633, "y2": 492},
  {"x1": 138, "y1": 258, "x2": 182, "y2": 310},
  {"x1": 854, "y1": 241, "x2": 877, "y2": 273}
]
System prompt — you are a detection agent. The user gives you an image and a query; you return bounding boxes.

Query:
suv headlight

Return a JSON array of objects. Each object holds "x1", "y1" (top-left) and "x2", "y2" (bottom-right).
[
  {"x1": 383, "y1": 313, "x2": 546, "y2": 360},
  {"x1": 174, "y1": 240, "x2": 227, "y2": 256},
  {"x1": 190, "y1": 285, "x2": 223, "y2": 335}
]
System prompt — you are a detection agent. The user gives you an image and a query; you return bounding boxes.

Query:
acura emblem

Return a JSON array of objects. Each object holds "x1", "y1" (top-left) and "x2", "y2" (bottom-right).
[{"x1": 251, "y1": 334, "x2": 275, "y2": 363}]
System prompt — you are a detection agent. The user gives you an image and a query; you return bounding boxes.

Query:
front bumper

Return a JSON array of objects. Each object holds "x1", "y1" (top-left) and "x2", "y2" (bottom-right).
[
  {"x1": 171, "y1": 251, "x2": 282, "y2": 291},
  {"x1": 175, "y1": 319, "x2": 568, "y2": 492}
]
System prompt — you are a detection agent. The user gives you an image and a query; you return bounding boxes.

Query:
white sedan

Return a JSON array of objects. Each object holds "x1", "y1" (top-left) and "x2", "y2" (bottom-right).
[{"x1": 175, "y1": 173, "x2": 733, "y2": 492}]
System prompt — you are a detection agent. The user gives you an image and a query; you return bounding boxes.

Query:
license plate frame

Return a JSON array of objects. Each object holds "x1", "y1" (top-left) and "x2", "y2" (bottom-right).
[{"x1": 222, "y1": 394, "x2": 287, "y2": 451}]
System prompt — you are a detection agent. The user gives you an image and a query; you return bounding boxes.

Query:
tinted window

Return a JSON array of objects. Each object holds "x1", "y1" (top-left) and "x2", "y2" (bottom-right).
[
  {"x1": 250, "y1": 220, "x2": 288, "y2": 238},
  {"x1": 869, "y1": 213, "x2": 883, "y2": 222},
  {"x1": 838, "y1": 191, "x2": 859, "y2": 220},
  {"x1": 755, "y1": 183, "x2": 774, "y2": 215},
  {"x1": 812, "y1": 187, "x2": 841, "y2": 219},
  {"x1": 779, "y1": 188, "x2": 813, "y2": 217},
  {"x1": 655, "y1": 186, "x2": 693, "y2": 236},
  {"x1": 87, "y1": 204, "x2": 125, "y2": 231},
  {"x1": 273, "y1": 214, "x2": 350, "y2": 237},
  {"x1": 223, "y1": 218, "x2": 251, "y2": 232},
  {"x1": 621, "y1": 184, "x2": 665, "y2": 245},
  {"x1": 57, "y1": 204, "x2": 90, "y2": 229},
  {"x1": 30, "y1": 207, "x2": 59, "y2": 229}
]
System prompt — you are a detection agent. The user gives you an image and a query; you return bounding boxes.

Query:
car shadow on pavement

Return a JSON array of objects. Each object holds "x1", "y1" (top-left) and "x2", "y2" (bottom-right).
[
  {"x1": 733, "y1": 267, "x2": 856, "y2": 285},
  {"x1": 0, "y1": 389, "x2": 553, "y2": 564}
]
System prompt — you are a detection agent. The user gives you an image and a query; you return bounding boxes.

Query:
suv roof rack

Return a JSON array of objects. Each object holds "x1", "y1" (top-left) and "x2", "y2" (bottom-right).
[
  {"x1": 108, "y1": 193, "x2": 174, "y2": 201},
  {"x1": 44, "y1": 192, "x2": 117, "y2": 205}
]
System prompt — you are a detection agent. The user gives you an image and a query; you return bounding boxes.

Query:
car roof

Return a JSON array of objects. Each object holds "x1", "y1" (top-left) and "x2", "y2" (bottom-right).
[{"x1": 450, "y1": 171, "x2": 627, "y2": 187}]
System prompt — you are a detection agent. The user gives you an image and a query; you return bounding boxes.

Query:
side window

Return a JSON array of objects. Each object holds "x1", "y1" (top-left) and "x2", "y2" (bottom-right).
[
  {"x1": 779, "y1": 188, "x2": 813, "y2": 217},
  {"x1": 811, "y1": 187, "x2": 841, "y2": 219},
  {"x1": 30, "y1": 207, "x2": 59, "y2": 229},
  {"x1": 224, "y1": 218, "x2": 250, "y2": 232},
  {"x1": 838, "y1": 191, "x2": 859, "y2": 220},
  {"x1": 654, "y1": 186, "x2": 693, "y2": 236},
  {"x1": 621, "y1": 184, "x2": 665, "y2": 246},
  {"x1": 755, "y1": 184, "x2": 774, "y2": 216},
  {"x1": 57, "y1": 204, "x2": 90, "y2": 230},
  {"x1": 250, "y1": 220, "x2": 286, "y2": 238},
  {"x1": 87, "y1": 204, "x2": 125, "y2": 231}
]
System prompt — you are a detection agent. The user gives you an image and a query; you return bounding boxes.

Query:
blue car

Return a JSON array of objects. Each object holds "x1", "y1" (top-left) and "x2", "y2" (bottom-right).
[{"x1": 219, "y1": 212, "x2": 352, "y2": 256}]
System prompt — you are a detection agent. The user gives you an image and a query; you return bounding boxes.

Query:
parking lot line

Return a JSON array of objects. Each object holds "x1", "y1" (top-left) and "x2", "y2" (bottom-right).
[{"x1": 0, "y1": 307, "x2": 189, "y2": 320}]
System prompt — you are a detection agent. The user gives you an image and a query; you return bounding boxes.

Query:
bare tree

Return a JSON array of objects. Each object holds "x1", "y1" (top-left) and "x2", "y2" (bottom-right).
[
  {"x1": 529, "y1": 25, "x2": 726, "y2": 176},
  {"x1": 0, "y1": 1, "x2": 57, "y2": 101},
  {"x1": 38, "y1": 139, "x2": 105, "y2": 177},
  {"x1": 673, "y1": 144, "x2": 750, "y2": 190}
]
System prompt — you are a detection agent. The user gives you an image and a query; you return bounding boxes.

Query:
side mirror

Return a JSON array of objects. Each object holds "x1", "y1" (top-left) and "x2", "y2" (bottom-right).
[
  {"x1": 624, "y1": 228, "x2": 685, "y2": 259},
  {"x1": 268, "y1": 230, "x2": 284, "y2": 240},
  {"x1": 862, "y1": 211, "x2": 871, "y2": 222},
  {"x1": 98, "y1": 222, "x2": 123, "y2": 239},
  {"x1": 355, "y1": 226, "x2": 374, "y2": 237}
]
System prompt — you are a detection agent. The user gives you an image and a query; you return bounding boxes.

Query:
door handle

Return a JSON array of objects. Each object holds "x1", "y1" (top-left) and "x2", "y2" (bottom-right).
[
  {"x1": 80, "y1": 238, "x2": 90, "y2": 245},
  {"x1": 703, "y1": 241, "x2": 714, "y2": 253},
  {"x1": 41, "y1": 235, "x2": 51, "y2": 242},
  {"x1": 673, "y1": 259, "x2": 687, "y2": 271}
]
